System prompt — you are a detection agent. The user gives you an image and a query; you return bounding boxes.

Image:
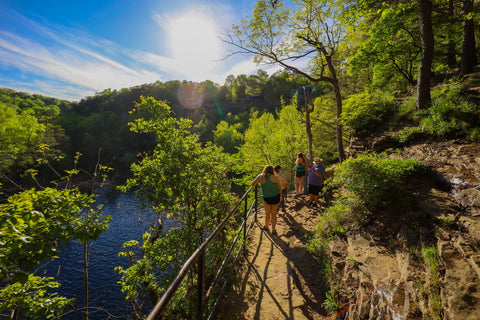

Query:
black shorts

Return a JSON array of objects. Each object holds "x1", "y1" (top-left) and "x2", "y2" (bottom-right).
[
  {"x1": 296, "y1": 171, "x2": 306, "y2": 178},
  {"x1": 263, "y1": 194, "x2": 280, "y2": 205},
  {"x1": 308, "y1": 184, "x2": 322, "y2": 195}
]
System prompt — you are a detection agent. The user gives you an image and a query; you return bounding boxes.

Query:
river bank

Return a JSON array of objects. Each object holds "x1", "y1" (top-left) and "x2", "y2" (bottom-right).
[{"x1": 40, "y1": 188, "x2": 163, "y2": 319}]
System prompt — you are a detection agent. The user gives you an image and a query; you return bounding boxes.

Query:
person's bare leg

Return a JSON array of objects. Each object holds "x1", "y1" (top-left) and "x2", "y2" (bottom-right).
[
  {"x1": 271, "y1": 203, "x2": 280, "y2": 233},
  {"x1": 295, "y1": 177, "x2": 300, "y2": 195},
  {"x1": 264, "y1": 202, "x2": 271, "y2": 231},
  {"x1": 299, "y1": 176, "x2": 305, "y2": 194}
]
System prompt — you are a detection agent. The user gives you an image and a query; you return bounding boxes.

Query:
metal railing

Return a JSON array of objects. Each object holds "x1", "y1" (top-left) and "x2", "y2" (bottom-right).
[{"x1": 146, "y1": 184, "x2": 260, "y2": 320}]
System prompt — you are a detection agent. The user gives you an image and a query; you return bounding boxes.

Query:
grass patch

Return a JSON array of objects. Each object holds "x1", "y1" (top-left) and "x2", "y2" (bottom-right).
[
  {"x1": 422, "y1": 246, "x2": 441, "y2": 319},
  {"x1": 393, "y1": 78, "x2": 479, "y2": 143},
  {"x1": 422, "y1": 246, "x2": 439, "y2": 286},
  {"x1": 439, "y1": 214, "x2": 457, "y2": 229}
]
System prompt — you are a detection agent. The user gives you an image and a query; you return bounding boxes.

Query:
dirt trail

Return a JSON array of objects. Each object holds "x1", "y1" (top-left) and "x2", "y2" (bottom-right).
[
  {"x1": 216, "y1": 141, "x2": 480, "y2": 320},
  {"x1": 215, "y1": 194, "x2": 329, "y2": 320}
]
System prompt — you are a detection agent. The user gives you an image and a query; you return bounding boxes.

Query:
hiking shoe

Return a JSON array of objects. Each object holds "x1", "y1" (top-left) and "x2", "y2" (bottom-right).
[
  {"x1": 272, "y1": 230, "x2": 278, "y2": 235},
  {"x1": 311, "y1": 203, "x2": 318, "y2": 207}
]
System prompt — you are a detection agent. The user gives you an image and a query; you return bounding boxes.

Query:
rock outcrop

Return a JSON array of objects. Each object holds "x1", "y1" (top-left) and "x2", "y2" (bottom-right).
[
  {"x1": 332, "y1": 141, "x2": 480, "y2": 319},
  {"x1": 217, "y1": 140, "x2": 480, "y2": 320}
]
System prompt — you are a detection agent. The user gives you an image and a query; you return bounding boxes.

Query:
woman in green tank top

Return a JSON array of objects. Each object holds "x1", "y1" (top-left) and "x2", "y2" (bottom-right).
[
  {"x1": 293, "y1": 152, "x2": 308, "y2": 195},
  {"x1": 251, "y1": 165, "x2": 282, "y2": 235}
]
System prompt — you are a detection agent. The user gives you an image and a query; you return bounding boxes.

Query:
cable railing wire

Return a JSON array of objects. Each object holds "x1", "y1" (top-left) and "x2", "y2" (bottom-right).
[
  {"x1": 146, "y1": 166, "x2": 297, "y2": 320},
  {"x1": 146, "y1": 184, "x2": 260, "y2": 320}
]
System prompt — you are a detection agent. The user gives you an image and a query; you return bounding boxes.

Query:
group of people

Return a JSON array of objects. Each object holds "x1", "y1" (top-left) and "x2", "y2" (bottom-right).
[
  {"x1": 251, "y1": 152, "x2": 325, "y2": 234},
  {"x1": 293, "y1": 152, "x2": 325, "y2": 207}
]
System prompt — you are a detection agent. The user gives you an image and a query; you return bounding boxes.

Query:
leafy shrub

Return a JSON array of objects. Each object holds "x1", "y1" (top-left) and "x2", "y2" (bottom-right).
[
  {"x1": 308, "y1": 154, "x2": 421, "y2": 261},
  {"x1": 305, "y1": 231, "x2": 330, "y2": 257},
  {"x1": 433, "y1": 63, "x2": 450, "y2": 74},
  {"x1": 392, "y1": 126, "x2": 424, "y2": 143},
  {"x1": 322, "y1": 290, "x2": 339, "y2": 315},
  {"x1": 396, "y1": 95, "x2": 417, "y2": 121},
  {"x1": 0, "y1": 275, "x2": 73, "y2": 319},
  {"x1": 330, "y1": 153, "x2": 422, "y2": 209},
  {"x1": 317, "y1": 197, "x2": 356, "y2": 236},
  {"x1": 342, "y1": 92, "x2": 395, "y2": 136},
  {"x1": 394, "y1": 79, "x2": 479, "y2": 143},
  {"x1": 468, "y1": 127, "x2": 480, "y2": 142},
  {"x1": 0, "y1": 187, "x2": 108, "y2": 318}
]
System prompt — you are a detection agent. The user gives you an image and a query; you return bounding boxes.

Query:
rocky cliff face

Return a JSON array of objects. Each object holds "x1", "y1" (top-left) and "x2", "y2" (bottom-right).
[{"x1": 332, "y1": 141, "x2": 480, "y2": 319}]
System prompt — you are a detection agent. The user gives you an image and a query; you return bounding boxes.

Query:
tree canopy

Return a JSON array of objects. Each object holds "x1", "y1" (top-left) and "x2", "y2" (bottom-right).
[{"x1": 0, "y1": 0, "x2": 479, "y2": 317}]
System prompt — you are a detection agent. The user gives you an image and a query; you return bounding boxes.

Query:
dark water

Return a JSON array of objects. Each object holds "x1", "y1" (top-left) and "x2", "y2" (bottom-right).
[{"x1": 39, "y1": 187, "x2": 170, "y2": 319}]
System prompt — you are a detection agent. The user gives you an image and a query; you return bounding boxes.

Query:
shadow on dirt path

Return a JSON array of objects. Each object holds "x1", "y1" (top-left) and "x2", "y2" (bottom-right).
[{"x1": 215, "y1": 193, "x2": 329, "y2": 320}]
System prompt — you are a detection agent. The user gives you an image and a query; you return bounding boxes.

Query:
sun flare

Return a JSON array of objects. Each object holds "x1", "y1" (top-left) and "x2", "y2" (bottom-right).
[{"x1": 167, "y1": 12, "x2": 221, "y2": 79}]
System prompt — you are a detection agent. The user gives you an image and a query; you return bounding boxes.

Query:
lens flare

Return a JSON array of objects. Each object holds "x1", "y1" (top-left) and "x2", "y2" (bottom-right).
[{"x1": 176, "y1": 84, "x2": 203, "y2": 110}]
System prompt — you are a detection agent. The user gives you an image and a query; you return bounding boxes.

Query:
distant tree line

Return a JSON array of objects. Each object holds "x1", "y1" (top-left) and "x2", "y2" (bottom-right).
[
  {"x1": 0, "y1": 70, "x2": 322, "y2": 192},
  {"x1": 1, "y1": 0, "x2": 479, "y2": 318}
]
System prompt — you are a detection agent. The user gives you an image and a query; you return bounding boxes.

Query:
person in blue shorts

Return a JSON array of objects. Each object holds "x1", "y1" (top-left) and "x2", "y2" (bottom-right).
[{"x1": 307, "y1": 158, "x2": 325, "y2": 207}]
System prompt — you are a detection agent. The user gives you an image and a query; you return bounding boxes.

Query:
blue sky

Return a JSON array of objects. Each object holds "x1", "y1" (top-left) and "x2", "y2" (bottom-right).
[{"x1": 0, "y1": 0, "x2": 278, "y2": 101}]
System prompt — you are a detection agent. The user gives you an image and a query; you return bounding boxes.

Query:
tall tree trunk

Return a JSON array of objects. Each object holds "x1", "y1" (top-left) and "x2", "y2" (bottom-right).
[
  {"x1": 83, "y1": 243, "x2": 89, "y2": 320},
  {"x1": 10, "y1": 308, "x2": 18, "y2": 320},
  {"x1": 303, "y1": 86, "x2": 314, "y2": 162},
  {"x1": 325, "y1": 55, "x2": 345, "y2": 162},
  {"x1": 305, "y1": 111, "x2": 313, "y2": 162},
  {"x1": 416, "y1": 0, "x2": 435, "y2": 109},
  {"x1": 461, "y1": 0, "x2": 477, "y2": 74},
  {"x1": 332, "y1": 81, "x2": 345, "y2": 162},
  {"x1": 447, "y1": 0, "x2": 457, "y2": 68}
]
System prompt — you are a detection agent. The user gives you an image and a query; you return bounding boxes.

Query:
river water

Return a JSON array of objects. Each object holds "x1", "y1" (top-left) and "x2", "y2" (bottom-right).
[{"x1": 39, "y1": 187, "x2": 171, "y2": 319}]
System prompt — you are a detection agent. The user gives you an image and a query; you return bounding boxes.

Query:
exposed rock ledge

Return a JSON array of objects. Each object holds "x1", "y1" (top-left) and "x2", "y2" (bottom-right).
[{"x1": 332, "y1": 141, "x2": 480, "y2": 319}]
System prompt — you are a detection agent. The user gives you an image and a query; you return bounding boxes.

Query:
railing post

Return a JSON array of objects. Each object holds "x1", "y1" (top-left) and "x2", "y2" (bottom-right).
[
  {"x1": 254, "y1": 185, "x2": 258, "y2": 222},
  {"x1": 146, "y1": 185, "x2": 254, "y2": 320},
  {"x1": 196, "y1": 251, "x2": 205, "y2": 320},
  {"x1": 243, "y1": 195, "x2": 247, "y2": 254}
]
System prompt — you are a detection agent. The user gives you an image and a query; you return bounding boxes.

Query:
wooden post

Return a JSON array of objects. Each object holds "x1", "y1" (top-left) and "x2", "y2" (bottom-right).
[{"x1": 196, "y1": 251, "x2": 205, "y2": 320}]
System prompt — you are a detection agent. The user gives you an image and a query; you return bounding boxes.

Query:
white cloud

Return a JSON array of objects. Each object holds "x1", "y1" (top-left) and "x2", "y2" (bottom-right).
[
  {"x1": 34, "y1": 80, "x2": 96, "y2": 101},
  {"x1": 0, "y1": 77, "x2": 94, "y2": 101},
  {"x1": 0, "y1": 11, "x2": 164, "y2": 99},
  {"x1": 0, "y1": 4, "x2": 276, "y2": 101},
  {"x1": 0, "y1": 29, "x2": 161, "y2": 93}
]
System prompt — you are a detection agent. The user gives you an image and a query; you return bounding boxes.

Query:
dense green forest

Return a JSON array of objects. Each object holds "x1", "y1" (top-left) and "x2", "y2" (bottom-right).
[
  {"x1": 1, "y1": 0, "x2": 480, "y2": 318},
  {"x1": 0, "y1": 70, "x2": 319, "y2": 189}
]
